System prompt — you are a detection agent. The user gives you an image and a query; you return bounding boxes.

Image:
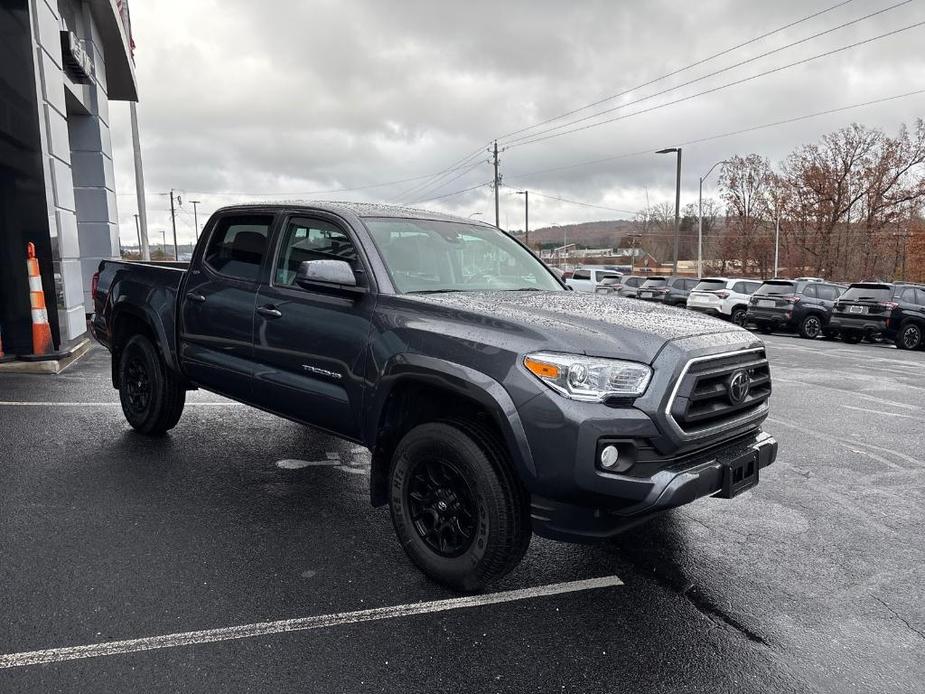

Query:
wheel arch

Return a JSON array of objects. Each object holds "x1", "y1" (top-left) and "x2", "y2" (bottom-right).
[
  {"x1": 365, "y1": 356, "x2": 536, "y2": 507},
  {"x1": 109, "y1": 303, "x2": 177, "y2": 388}
]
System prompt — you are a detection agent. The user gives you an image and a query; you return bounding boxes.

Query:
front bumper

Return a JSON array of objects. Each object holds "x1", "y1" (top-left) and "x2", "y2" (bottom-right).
[{"x1": 530, "y1": 430, "x2": 777, "y2": 542}]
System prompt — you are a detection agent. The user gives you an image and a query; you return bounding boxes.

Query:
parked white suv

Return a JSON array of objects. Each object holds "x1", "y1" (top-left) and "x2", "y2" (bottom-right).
[
  {"x1": 686, "y1": 277, "x2": 763, "y2": 326},
  {"x1": 566, "y1": 267, "x2": 622, "y2": 292}
]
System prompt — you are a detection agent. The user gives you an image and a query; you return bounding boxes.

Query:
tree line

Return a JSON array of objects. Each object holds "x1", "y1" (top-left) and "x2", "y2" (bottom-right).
[{"x1": 634, "y1": 120, "x2": 925, "y2": 282}]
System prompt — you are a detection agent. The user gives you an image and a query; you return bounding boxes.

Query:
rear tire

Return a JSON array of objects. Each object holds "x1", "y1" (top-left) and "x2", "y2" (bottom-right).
[
  {"x1": 730, "y1": 307, "x2": 748, "y2": 327},
  {"x1": 799, "y1": 314, "x2": 823, "y2": 339},
  {"x1": 118, "y1": 334, "x2": 186, "y2": 435},
  {"x1": 841, "y1": 331, "x2": 862, "y2": 344},
  {"x1": 895, "y1": 322, "x2": 923, "y2": 350},
  {"x1": 388, "y1": 421, "x2": 531, "y2": 592}
]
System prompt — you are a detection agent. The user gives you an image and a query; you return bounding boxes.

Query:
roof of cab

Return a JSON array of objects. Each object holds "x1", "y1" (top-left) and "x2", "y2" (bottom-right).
[{"x1": 213, "y1": 200, "x2": 484, "y2": 226}]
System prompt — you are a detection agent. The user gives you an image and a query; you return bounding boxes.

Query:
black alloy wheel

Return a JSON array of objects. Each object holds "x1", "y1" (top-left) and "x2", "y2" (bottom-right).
[
  {"x1": 897, "y1": 323, "x2": 923, "y2": 350},
  {"x1": 388, "y1": 421, "x2": 531, "y2": 592},
  {"x1": 407, "y1": 459, "x2": 476, "y2": 558},
  {"x1": 800, "y1": 314, "x2": 823, "y2": 339},
  {"x1": 118, "y1": 334, "x2": 186, "y2": 435},
  {"x1": 124, "y1": 356, "x2": 152, "y2": 416},
  {"x1": 731, "y1": 307, "x2": 748, "y2": 327}
]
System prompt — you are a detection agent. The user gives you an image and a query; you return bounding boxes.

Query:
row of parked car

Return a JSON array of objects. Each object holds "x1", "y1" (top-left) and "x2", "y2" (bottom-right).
[{"x1": 563, "y1": 269, "x2": 925, "y2": 350}]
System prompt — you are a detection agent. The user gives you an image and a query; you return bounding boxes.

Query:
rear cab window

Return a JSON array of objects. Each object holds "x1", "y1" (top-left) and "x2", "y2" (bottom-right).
[
  {"x1": 203, "y1": 214, "x2": 274, "y2": 281},
  {"x1": 572, "y1": 270, "x2": 591, "y2": 281}
]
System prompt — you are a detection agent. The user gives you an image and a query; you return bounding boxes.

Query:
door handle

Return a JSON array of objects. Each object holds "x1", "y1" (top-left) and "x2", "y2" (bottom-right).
[
  {"x1": 186, "y1": 292, "x2": 206, "y2": 303},
  {"x1": 257, "y1": 305, "x2": 283, "y2": 319}
]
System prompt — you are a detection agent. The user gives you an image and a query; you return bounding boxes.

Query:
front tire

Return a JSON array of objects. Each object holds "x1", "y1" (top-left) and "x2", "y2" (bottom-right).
[
  {"x1": 388, "y1": 421, "x2": 531, "y2": 592},
  {"x1": 895, "y1": 322, "x2": 923, "y2": 350},
  {"x1": 118, "y1": 334, "x2": 186, "y2": 435}
]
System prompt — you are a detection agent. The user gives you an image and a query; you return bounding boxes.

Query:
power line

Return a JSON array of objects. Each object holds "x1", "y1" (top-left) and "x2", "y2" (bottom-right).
[
  {"x1": 507, "y1": 18, "x2": 925, "y2": 150},
  {"x1": 393, "y1": 144, "x2": 490, "y2": 203},
  {"x1": 496, "y1": 0, "x2": 863, "y2": 144},
  {"x1": 503, "y1": 187, "x2": 638, "y2": 215},
  {"x1": 406, "y1": 158, "x2": 488, "y2": 204},
  {"x1": 505, "y1": 88, "x2": 925, "y2": 182},
  {"x1": 414, "y1": 181, "x2": 492, "y2": 204}
]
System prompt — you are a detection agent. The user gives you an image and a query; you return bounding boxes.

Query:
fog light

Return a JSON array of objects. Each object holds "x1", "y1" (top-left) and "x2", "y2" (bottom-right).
[{"x1": 600, "y1": 445, "x2": 620, "y2": 469}]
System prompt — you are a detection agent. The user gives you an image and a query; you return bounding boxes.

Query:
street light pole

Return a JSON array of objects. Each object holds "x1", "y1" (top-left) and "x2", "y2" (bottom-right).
[
  {"x1": 516, "y1": 190, "x2": 529, "y2": 247},
  {"x1": 774, "y1": 214, "x2": 780, "y2": 277},
  {"x1": 191, "y1": 200, "x2": 201, "y2": 241},
  {"x1": 697, "y1": 159, "x2": 727, "y2": 278},
  {"x1": 656, "y1": 148, "x2": 682, "y2": 274}
]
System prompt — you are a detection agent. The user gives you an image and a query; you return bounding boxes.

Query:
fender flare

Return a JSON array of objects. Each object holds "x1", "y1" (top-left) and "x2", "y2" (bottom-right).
[
  {"x1": 109, "y1": 299, "x2": 180, "y2": 380},
  {"x1": 366, "y1": 353, "x2": 537, "y2": 482}
]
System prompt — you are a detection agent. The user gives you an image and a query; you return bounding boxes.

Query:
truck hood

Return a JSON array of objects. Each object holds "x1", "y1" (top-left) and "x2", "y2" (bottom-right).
[{"x1": 407, "y1": 290, "x2": 750, "y2": 363}]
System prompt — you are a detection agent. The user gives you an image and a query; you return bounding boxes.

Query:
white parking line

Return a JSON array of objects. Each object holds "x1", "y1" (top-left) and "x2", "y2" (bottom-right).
[
  {"x1": 839, "y1": 405, "x2": 919, "y2": 420},
  {"x1": 0, "y1": 401, "x2": 242, "y2": 407},
  {"x1": 0, "y1": 575, "x2": 622, "y2": 669}
]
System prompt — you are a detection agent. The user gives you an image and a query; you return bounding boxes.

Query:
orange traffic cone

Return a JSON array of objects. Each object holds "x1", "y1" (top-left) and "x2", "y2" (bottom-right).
[{"x1": 26, "y1": 242, "x2": 53, "y2": 355}]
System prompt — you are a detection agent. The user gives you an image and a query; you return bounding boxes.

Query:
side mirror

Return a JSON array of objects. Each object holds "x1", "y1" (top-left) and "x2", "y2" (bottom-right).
[{"x1": 295, "y1": 260, "x2": 364, "y2": 294}]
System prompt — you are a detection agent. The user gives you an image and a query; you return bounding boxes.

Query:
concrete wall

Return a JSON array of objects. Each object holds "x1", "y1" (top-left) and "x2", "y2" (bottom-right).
[{"x1": 29, "y1": 0, "x2": 120, "y2": 345}]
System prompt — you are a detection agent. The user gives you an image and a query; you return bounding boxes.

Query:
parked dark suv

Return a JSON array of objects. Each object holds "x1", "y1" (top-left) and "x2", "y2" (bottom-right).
[
  {"x1": 637, "y1": 276, "x2": 699, "y2": 307},
  {"x1": 747, "y1": 279, "x2": 845, "y2": 339},
  {"x1": 830, "y1": 282, "x2": 925, "y2": 349}
]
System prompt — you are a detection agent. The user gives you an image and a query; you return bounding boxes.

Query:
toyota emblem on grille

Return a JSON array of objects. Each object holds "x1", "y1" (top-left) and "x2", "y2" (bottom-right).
[{"x1": 727, "y1": 370, "x2": 751, "y2": 405}]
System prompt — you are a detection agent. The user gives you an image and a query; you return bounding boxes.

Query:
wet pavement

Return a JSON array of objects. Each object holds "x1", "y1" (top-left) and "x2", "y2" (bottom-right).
[{"x1": 0, "y1": 335, "x2": 923, "y2": 692}]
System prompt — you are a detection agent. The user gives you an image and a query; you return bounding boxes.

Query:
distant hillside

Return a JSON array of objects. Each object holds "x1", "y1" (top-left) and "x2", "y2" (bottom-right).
[{"x1": 509, "y1": 219, "x2": 637, "y2": 248}]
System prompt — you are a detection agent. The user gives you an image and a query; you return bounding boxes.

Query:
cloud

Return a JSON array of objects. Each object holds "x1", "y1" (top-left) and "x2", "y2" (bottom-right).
[{"x1": 111, "y1": 0, "x2": 925, "y2": 245}]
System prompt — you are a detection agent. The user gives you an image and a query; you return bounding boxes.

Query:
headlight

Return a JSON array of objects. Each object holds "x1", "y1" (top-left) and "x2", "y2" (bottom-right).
[{"x1": 523, "y1": 352, "x2": 652, "y2": 401}]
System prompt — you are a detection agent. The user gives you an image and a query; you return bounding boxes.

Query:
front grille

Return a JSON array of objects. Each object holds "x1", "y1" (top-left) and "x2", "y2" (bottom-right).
[{"x1": 668, "y1": 349, "x2": 771, "y2": 435}]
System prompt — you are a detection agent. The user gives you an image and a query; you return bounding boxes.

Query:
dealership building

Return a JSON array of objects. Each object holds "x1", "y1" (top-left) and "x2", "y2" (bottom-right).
[{"x1": 0, "y1": 0, "x2": 136, "y2": 357}]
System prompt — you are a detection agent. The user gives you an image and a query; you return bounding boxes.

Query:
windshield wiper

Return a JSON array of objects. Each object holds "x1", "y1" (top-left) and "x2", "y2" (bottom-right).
[{"x1": 407, "y1": 289, "x2": 470, "y2": 294}]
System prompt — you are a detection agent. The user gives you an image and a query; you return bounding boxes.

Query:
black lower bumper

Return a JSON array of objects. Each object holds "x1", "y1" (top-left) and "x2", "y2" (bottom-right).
[
  {"x1": 530, "y1": 431, "x2": 777, "y2": 542},
  {"x1": 828, "y1": 316, "x2": 888, "y2": 335}
]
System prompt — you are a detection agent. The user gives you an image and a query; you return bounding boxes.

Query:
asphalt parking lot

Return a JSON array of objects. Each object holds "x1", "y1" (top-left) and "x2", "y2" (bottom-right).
[{"x1": 1, "y1": 334, "x2": 923, "y2": 693}]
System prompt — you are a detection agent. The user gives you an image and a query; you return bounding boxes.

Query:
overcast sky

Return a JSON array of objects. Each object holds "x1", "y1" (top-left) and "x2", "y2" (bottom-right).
[{"x1": 110, "y1": 0, "x2": 925, "y2": 247}]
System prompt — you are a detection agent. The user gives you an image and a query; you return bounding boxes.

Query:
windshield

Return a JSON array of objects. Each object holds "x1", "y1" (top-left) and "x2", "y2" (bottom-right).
[
  {"x1": 841, "y1": 285, "x2": 892, "y2": 302},
  {"x1": 364, "y1": 218, "x2": 563, "y2": 293},
  {"x1": 641, "y1": 278, "x2": 667, "y2": 288},
  {"x1": 756, "y1": 282, "x2": 796, "y2": 296},
  {"x1": 693, "y1": 279, "x2": 727, "y2": 292}
]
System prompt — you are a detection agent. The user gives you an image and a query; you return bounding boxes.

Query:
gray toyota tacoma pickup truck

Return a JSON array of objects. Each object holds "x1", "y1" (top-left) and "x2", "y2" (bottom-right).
[{"x1": 90, "y1": 202, "x2": 777, "y2": 591}]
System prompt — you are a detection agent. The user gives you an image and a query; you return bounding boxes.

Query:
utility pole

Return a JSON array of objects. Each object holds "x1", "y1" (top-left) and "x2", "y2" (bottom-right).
[
  {"x1": 516, "y1": 190, "x2": 529, "y2": 247},
  {"x1": 698, "y1": 159, "x2": 726, "y2": 278},
  {"x1": 492, "y1": 140, "x2": 501, "y2": 229},
  {"x1": 130, "y1": 102, "x2": 150, "y2": 261},
  {"x1": 167, "y1": 189, "x2": 179, "y2": 260},
  {"x1": 191, "y1": 200, "x2": 201, "y2": 240}
]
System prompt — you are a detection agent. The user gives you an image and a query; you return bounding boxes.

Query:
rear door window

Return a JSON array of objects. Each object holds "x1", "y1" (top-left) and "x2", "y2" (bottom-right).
[
  {"x1": 916, "y1": 288, "x2": 925, "y2": 306},
  {"x1": 802, "y1": 284, "x2": 818, "y2": 299},
  {"x1": 816, "y1": 285, "x2": 838, "y2": 301},
  {"x1": 203, "y1": 214, "x2": 273, "y2": 281}
]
